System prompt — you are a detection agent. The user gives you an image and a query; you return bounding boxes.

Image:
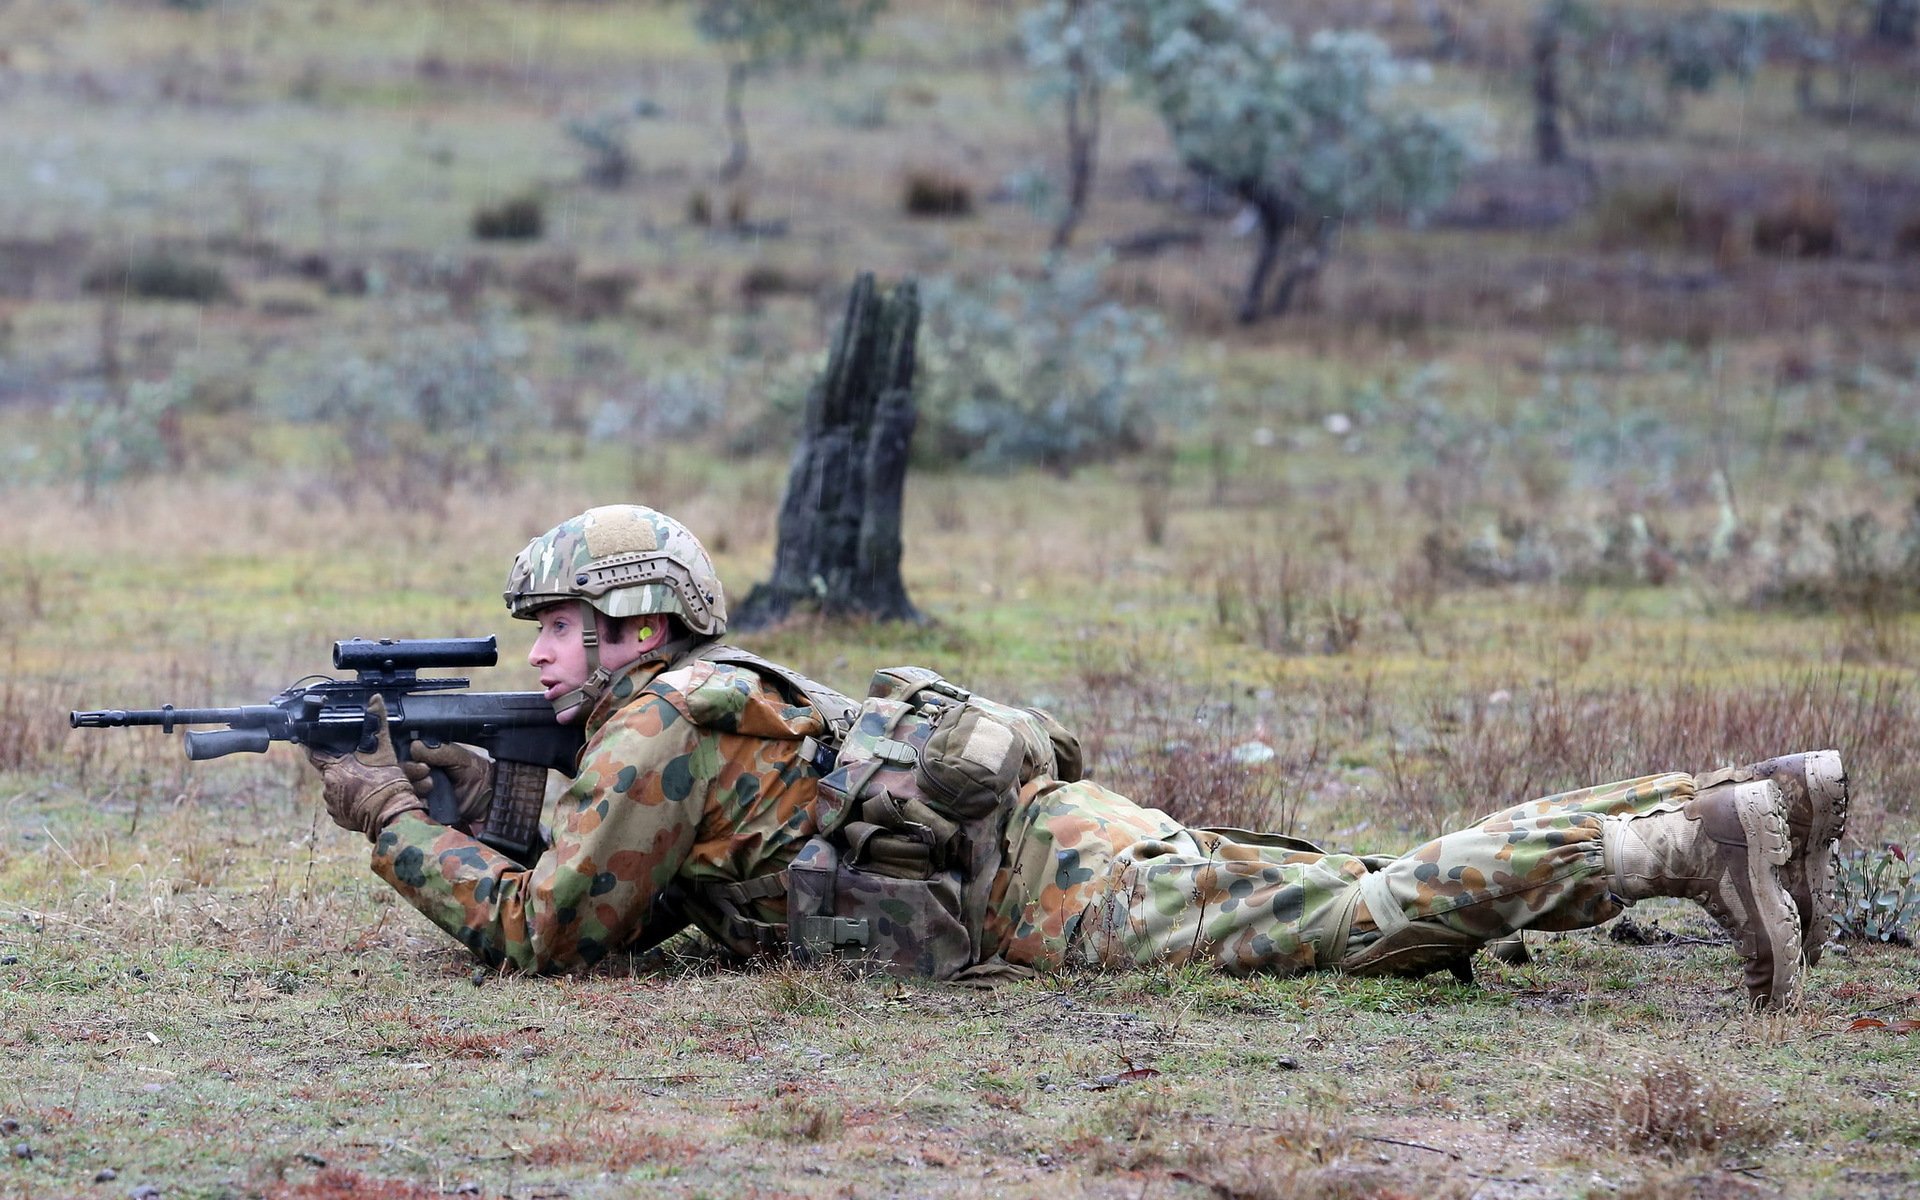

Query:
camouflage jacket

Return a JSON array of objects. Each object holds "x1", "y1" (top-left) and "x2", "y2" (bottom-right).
[{"x1": 369, "y1": 655, "x2": 828, "y2": 971}]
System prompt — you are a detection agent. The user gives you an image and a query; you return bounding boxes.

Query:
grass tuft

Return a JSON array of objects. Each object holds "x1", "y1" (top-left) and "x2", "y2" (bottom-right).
[
  {"x1": 741, "y1": 1090, "x2": 844, "y2": 1142},
  {"x1": 1563, "y1": 1059, "x2": 1780, "y2": 1161}
]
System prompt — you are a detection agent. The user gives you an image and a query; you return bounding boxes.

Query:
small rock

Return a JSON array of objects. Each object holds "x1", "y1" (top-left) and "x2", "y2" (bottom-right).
[
  {"x1": 0, "y1": 956, "x2": 18, "y2": 966},
  {"x1": 12, "y1": 1143, "x2": 31, "y2": 1160},
  {"x1": 297, "y1": 1152, "x2": 326, "y2": 1168},
  {"x1": 470, "y1": 967, "x2": 487, "y2": 987},
  {"x1": 1229, "y1": 741, "x2": 1276, "y2": 766},
  {"x1": 0, "y1": 1118, "x2": 16, "y2": 1134},
  {"x1": 129, "y1": 1186, "x2": 162, "y2": 1200},
  {"x1": 95, "y1": 1168, "x2": 118, "y2": 1182}
]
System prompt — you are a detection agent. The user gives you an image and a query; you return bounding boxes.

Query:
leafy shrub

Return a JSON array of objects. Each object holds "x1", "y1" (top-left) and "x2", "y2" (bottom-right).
[
  {"x1": 1751, "y1": 505, "x2": 1920, "y2": 614},
  {"x1": 1832, "y1": 843, "x2": 1917, "y2": 946},
  {"x1": 509, "y1": 256, "x2": 636, "y2": 321},
  {"x1": 563, "y1": 114, "x2": 635, "y2": 188},
  {"x1": 901, "y1": 169, "x2": 974, "y2": 218},
  {"x1": 824, "y1": 87, "x2": 888, "y2": 129},
  {"x1": 54, "y1": 377, "x2": 186, "y2": 501},
  {"x1": 1591, "y1": 184, "x2": 1730, "y2": 253},
  {"x1": 1752, "y1": 192, "x2": 1839, "y2": 258},
  {"x1": 83, "y1": 251, "x2": 234, "y2": 304},
  {"x1": 915, "y1": 257, "x2": 1196, "y2": 471},
  {"x1": 739, "y1": 263, "x2": 812, "y2": 300},
  {"x1": 1894, "y1": 213, "x2": 1920, "y2": 257},
  {"x1": 268, "y1": 303, "x2": 538, "y2": 513},
  {"x1": 471, "y1": 194, "x2": 545, "y2": 241}
]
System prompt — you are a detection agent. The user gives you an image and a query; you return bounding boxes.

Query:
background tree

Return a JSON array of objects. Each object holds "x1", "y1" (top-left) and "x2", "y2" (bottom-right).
[
  {"x1": 1531, "y1": 1, "x2": 1776, "y2": 153},
  {"x1": 1021, "y1": 0, "x2": 1132, "y2": 251},
  {"x1": 1870, "y1": 0, "x2": 1917, "y2": 45},
  {"x1": 694, "y1": 0, "x2": 885, "y2": 182},
  {"x1": 1113, "y1": 2, "x2": 1468, "y2": 323}
]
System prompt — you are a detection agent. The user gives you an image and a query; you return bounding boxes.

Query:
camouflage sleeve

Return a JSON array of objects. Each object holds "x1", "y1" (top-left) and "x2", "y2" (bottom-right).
[{"x1": 369, "y1": 693, "x2": 709, "y2": 972}]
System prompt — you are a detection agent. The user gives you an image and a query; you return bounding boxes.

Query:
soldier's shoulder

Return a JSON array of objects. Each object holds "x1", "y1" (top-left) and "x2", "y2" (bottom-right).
[{"x1": 647, "y1": 659, "x2": 766, "y2": 727}]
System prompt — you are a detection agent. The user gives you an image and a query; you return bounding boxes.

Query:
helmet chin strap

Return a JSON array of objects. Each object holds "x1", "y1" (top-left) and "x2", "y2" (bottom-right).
[
  {"x1": 548, "y1": 599, "x2": 615, "y2": 718},
  {"x1": 548, "y1": 604, "x2": 705, "y2": 718}
]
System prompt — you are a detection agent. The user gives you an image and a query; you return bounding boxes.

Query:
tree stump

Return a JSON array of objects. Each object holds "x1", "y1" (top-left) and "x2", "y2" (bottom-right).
[{"x1": 734, "y1": 273, "x2": 922, "y2": 629}]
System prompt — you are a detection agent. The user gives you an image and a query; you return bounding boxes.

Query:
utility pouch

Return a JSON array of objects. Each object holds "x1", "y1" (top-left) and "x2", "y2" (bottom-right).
[
  {"x1": 785, "y1": 836, "x2": 972, "y2": 977},
  {"x1": 796, "y1": 666, "x2": 1083, "y2": 980}
]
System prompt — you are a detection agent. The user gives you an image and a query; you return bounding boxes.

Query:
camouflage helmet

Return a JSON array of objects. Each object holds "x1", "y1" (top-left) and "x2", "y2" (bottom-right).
[{"x1": 504, "y1": 505, "x2": 727, "y2": 636}]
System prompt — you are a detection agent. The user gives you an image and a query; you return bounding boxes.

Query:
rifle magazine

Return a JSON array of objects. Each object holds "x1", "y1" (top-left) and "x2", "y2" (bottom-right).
[{"x1": 481, "y1": 759, "x2": 550, "y2": 864}]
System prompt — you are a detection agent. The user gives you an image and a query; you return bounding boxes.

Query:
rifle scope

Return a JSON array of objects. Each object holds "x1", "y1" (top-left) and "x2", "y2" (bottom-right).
[{"x1": 333, "y1": 636, "x2": 499, "y2": 672}]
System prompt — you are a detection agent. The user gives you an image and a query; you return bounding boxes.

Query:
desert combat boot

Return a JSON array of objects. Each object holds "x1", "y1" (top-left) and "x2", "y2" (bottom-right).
[
  {"x1": 1698, "y1": 751, "x2": 1849, "y2": 966},
  {"x1": 1601, "y1": 778, "x2": 1800, "y2": 1008}
]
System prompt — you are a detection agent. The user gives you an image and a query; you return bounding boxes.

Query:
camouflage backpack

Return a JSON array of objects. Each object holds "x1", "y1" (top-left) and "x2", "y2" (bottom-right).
[{"x1": 690, "y1": 650, "x2": 1081, "y2": 980}]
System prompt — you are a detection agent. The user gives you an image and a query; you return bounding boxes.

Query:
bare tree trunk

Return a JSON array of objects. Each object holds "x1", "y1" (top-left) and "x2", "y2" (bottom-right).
[
  {"x1": 1872, "y1": 0, "x2": 1917, "y2": 46},
  {"x1": 1050, "y1": 3, "x2": 1103, "y2": 252},
  {"x1": 718, "y1": 60, "x2": 750, "y2": 182},
  {"x1": 1267, "y1": 224, "x2": 1336, "y2": 318},
  {"x1": 1532, "y1": 7, "x2": 1569, "y2": 165},
  {"x1": 734, "y1": 274, "x2": 922, "y2": 629},
  {"x1": 1228, "y1": 175, "x2": 1297, "y2": 324}
]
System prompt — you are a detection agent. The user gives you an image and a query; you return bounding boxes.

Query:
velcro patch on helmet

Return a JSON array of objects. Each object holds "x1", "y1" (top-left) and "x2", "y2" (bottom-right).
[{"x1": 584, "y1": 508, "x2": 660, "y2": 558}]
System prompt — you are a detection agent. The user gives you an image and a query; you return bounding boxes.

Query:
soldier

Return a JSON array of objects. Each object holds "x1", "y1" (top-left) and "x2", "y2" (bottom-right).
[{"x1": 307, "y1": 505, "x2": 1848, "y2": 1008}]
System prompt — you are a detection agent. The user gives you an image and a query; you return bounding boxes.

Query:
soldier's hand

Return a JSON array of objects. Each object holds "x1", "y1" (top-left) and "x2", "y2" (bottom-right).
[
  {"x1": 402, "y1": 740, "x2": 494, "y2": 826},
  {"x1": 305, "y1": 694, "x2": 425, "y2": 841}
]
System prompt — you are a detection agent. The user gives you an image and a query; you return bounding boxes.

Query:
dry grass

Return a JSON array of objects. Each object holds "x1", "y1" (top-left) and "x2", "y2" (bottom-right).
[
  {"x1": 0, "y1": 2, "x2": 1917, "y2": 1196},
  {"x1": 1559, "y1": 1058, "x2": 1781, "y2": 1161}
]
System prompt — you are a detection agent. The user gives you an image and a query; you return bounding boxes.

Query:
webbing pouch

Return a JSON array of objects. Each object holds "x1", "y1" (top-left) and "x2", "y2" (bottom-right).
[
  {"x1": 842, "y1": 821, "x2": 936, "y2": 879},
  {"x1": 920, "y1": 703, "x2": 1024, "y2": 820},
  {"x1": 785, "y1": 836, "x2": 973, "y2": 978}
]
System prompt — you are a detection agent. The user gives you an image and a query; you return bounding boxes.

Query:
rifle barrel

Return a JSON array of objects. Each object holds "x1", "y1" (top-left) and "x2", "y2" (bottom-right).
[{"x1": 68, "y1": 705, "x2": 285, "y2": 731}]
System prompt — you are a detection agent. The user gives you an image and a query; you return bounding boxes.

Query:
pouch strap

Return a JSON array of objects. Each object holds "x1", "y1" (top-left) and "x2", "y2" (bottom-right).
[
  {"x1": 1319, "y1": 873, "x2": 1373, "y2": 969},
  {"x1": 1357, "y1": 869, "x2": 1413, "y2": 938},
  {"x1": 698, "y1": 872, "x2": 790, "y2": 955}
]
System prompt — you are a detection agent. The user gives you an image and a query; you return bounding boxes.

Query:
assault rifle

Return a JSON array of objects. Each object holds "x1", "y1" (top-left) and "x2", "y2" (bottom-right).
[{"x1": 69, "y1": 636, "x2": 582, "y2": 863}]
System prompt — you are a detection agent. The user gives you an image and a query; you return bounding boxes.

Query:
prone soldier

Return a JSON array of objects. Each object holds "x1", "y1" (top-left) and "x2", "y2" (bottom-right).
[{"x1": 308, "y1": 505, "x2": 1848, "y2": 1007}]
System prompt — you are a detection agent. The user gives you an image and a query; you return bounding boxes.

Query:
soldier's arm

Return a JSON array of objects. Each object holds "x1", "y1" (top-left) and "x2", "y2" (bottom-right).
[{"x1": 369, "y1": 694, "x2": 707, "y2": 971}]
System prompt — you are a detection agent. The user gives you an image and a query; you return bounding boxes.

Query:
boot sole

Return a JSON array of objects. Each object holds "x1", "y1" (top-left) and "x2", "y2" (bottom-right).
[
  {"x1": 1793, "y1": 750, "x2": 1848, "y2": 967},
  {"x1": 1731, "y1": 779, "x2": 1800, "y2": 1008},
  {"x1": 1758, "y1": 748, "x2": 1850, "y2": 963}
]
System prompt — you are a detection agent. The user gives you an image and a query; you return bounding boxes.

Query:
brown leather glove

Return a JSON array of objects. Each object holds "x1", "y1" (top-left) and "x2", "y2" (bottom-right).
[
  {"x1": 401, "y1": 740, "x2": 494, "y2": 826},
  {"x1": 306, "y1": 694, "x2": 425, "y2": 841}
]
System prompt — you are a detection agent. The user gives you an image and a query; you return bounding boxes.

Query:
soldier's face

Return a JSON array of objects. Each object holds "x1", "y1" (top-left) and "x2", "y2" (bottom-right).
[{"x1": 527, "y1": 605, "x2": 646, "y2": 724}]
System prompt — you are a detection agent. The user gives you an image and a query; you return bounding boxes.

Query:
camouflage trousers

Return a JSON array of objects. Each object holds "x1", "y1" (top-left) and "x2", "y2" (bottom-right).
[{"x1": 984, "y1": 772, "x2": 1698, "y2": 976}]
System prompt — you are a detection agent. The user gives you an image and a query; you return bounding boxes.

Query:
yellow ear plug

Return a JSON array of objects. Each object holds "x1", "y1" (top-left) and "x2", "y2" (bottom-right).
[{"x1": 637, "y1": 625, "x2": 655, "y2": 641}]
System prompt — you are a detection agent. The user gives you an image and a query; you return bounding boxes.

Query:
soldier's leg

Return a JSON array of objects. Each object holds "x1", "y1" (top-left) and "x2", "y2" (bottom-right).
[
  {"x1": 1462, "y1": 773, "x2": 1703, "y2": 966},
  {"x1": 1467, "y1": 757, "x2": 1848, "y2": 966},
  {"x1": 994, "y1": 772, "x2": 1802, "y2": 1004},
  {"x1": 1340, "y1": 779, "x2": 1682, "y2": 976},
  {"x1": 991, "y1": 775, "x2": 1697, "y2": 977},
  {"x1": 986, "y1": 778, "x2": 1369, "y2": 974},
  {"x1": 1465, "y1": 772, "x2": 1699, "y2": 828},
  {"x1": 1346, "y1": 773, "x2": 1803, "y2": 1006}
]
